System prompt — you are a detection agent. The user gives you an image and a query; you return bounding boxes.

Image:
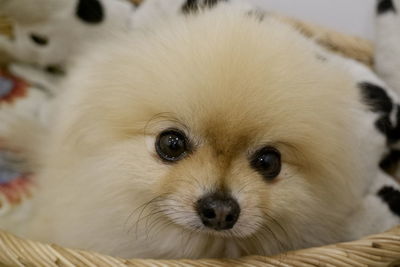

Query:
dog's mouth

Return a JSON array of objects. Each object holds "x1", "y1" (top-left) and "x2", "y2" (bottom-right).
[{"x1": 142, "y1": 192, "x2": 256, "y2": 240}]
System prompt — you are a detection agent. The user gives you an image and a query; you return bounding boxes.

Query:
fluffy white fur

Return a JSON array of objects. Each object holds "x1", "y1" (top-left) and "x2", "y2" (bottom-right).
[{"x1": 1, "y1": 3, "x2": 399, "y2": 259}]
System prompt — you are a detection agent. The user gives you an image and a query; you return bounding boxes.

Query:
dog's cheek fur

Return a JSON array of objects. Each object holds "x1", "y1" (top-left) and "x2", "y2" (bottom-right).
[{"x1": 27, "y1": 136, "x2": 172, "y2": 254}]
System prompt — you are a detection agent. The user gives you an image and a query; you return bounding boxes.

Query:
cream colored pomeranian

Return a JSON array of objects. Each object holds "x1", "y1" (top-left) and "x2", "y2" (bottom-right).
[{"x1": 10, "y1": 3, "x2": 400, "y2": 259}]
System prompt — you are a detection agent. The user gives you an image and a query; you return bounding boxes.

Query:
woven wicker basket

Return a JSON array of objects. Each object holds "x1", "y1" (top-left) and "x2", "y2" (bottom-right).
[{"x1": 2, "y1": 6, "x2": 400, "y2": 267}]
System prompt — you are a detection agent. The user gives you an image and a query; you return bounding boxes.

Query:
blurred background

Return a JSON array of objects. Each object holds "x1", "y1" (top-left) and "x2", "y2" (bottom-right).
[{"x1": 249, "y1": 0, "x2": 376, "y2": 40}]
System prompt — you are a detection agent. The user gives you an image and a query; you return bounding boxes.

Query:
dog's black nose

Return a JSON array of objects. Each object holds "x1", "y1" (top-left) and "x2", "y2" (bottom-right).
[{"x1": 196, "y1": 193, "x2": 240, "y2": 230}]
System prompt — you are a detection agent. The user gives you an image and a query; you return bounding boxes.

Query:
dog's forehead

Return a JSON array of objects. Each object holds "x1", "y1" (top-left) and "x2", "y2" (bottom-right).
[
  {"x1": 195, "y1": 114, "x2": 260, "y2": 151},
  {"x1": 170, "y1": 96, "x2": 279, "y2": 154}
]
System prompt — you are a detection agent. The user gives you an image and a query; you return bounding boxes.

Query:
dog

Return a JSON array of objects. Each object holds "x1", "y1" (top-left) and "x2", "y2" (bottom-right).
[{"x1": 2, "y1": 1, "x2": 400, "y2": 260}]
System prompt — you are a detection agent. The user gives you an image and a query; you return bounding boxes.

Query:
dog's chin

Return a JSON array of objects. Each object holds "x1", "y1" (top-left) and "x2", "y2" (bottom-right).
[{"x1": 195, "y1": 226, "x2": 249, "y2": 239}]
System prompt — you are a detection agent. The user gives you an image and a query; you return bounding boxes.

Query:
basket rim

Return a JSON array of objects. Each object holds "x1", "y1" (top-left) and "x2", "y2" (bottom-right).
[{"x1": 0, "y1": 226, "x2": 399, "y2": 266}]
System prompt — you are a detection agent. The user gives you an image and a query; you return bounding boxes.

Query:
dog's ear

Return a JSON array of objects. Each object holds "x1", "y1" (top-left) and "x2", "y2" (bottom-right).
[{"x1": 76, "y1": 0, "x2": 105, "y2": 24}]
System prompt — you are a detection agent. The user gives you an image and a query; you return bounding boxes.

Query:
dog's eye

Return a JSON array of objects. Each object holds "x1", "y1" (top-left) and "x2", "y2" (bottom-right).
[
  {"x1": 156, "y1": 130, "x2": 188, "y2": 162},
  {"x1": 250, "y1": 147, "x2": 281, "y2": 180}
]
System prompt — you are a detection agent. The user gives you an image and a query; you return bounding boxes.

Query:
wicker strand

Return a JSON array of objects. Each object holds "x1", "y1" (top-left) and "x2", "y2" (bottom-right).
[{"x1": 0, "y1": 227, "x2": 399, "y2": 267}]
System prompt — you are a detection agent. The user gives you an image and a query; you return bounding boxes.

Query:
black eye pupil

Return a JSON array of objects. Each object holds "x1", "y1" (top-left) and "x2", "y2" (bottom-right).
[
  {"x1": 156, "y1": 130, "x2": 188, "y2": 162},
  {"x1": 250, "y1": 147, "x2": 281, "y2": 180},
  {"x1": 164, "y1": 136, "x2": 183, "y2": 151}
]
